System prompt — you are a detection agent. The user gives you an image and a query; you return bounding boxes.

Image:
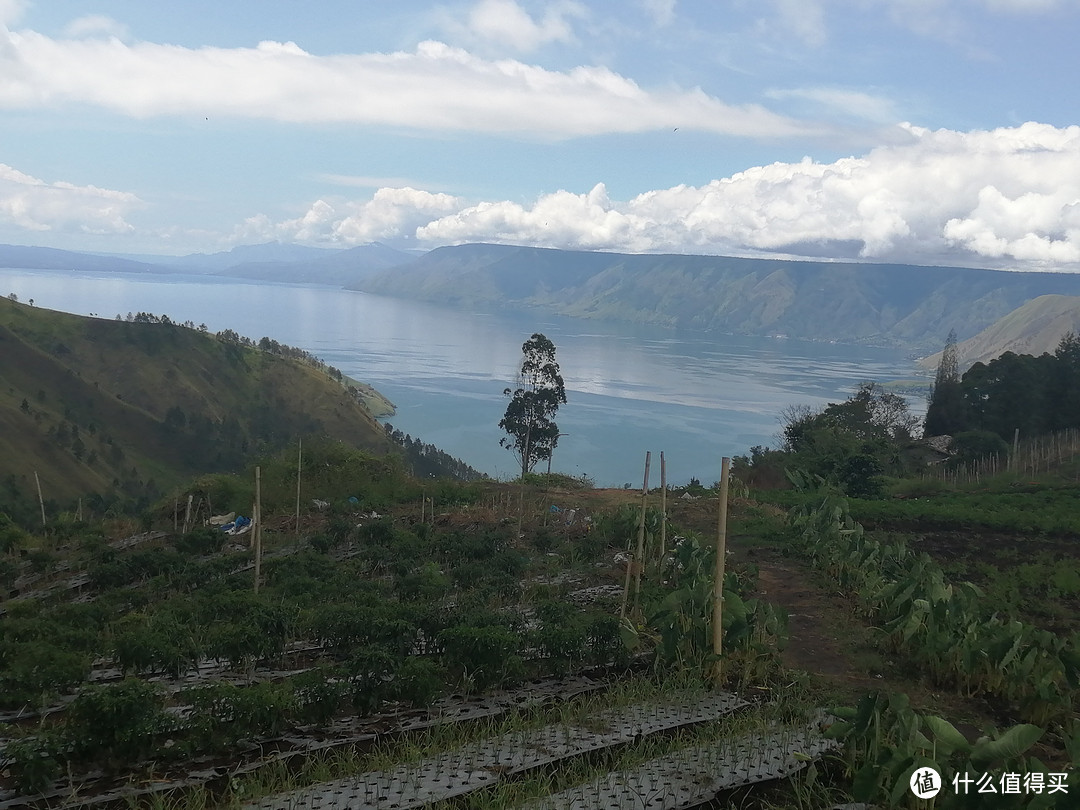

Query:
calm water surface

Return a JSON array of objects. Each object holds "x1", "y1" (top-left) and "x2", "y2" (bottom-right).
[{"x1": 2, "y1": 269, "x2": 925, "y2": 486}]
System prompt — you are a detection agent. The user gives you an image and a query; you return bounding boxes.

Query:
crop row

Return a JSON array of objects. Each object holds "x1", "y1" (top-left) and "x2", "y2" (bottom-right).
[{"x1": 789, "y1": 495, "x2": 1080, "y2": 725}]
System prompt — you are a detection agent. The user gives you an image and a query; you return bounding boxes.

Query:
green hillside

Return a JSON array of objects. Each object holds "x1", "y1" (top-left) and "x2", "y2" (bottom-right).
[
  {"x1": 919, "y1": 293, "x2": 1080, "y2": 369},
  {"x1": 0, "y1": 297, "x2": 390, "y2": 509}
]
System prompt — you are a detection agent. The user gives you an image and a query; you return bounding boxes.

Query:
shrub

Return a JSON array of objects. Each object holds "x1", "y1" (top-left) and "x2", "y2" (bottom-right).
[
  {"x1": 173, "y1": 527, "x2": 225, "y2": 556},
  {"x1": 438, "y1": 625, "x2": 521, "y2": 691},
  {"x1": 66, "y1": 680, "x2": 173, "y2": 764},
  {"x1": 290, "y1": 667, "x2": 347, "y2": 724},
  {"x1": 393, "y1": 657, "x2": 446, "y2": 707}
]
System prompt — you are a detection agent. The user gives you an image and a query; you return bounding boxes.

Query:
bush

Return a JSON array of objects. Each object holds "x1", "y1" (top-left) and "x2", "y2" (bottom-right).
[
  {"x1": 438, "y1": 624, "x2": 521, "y2": 691},
  {"x1": 183, "y1": 682, "x2": 295, "y2": 751},
  {"x1": 66, "y1": 680, "x2": 173, "y2": 764},
  {"x1": 0, "y1": 641, "x2": 89, "y2": 708},
  {"x1": 173, "y1": 527, "x2": 225, "y2": 556},
  {"x1": 4, "y1": 734, "x2": 62, "y2": 794},
  {"x1": 393, "y1": 657, "x2": 445, "y2": 707},
  {"x1": 291, "y1": 668, "x2": 347, "y2": 724}
]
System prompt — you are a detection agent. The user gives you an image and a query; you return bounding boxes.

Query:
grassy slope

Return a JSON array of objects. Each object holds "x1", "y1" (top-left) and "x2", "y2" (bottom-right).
[
  {"x1": 0, "y1": 298, "x2": 389, "y2": 503},
  {"x1": 920, "y1": 293, "x2": 1080, "y2": 369}
]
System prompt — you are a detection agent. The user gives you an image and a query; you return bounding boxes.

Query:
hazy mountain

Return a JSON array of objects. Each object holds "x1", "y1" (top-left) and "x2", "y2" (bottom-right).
[
  {"x1": 351, "y1": 243, "x2": 1080, "y2": 350},
  {"x1": 0, "y1": 241, "x2": 414, "y2": 286},
  {"x1": 218, "y1": 242, "x2": 413, "y2": 285},
  {"x1": 0, "y1": 243, "x2": 167, "y2": 274},
  {"x1": 919, "y1": 294, "x2": 1080, "y2": 370},
  {"x1": 167, "y1": 241, "x2": 343, "y2": 272}
]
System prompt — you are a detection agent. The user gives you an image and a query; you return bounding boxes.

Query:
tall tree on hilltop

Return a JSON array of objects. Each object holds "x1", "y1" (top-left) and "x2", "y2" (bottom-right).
[
  {"x1": 499, "y1": 333, "x2": 567, "y2": 478},
  {"x1": 925, "y1": 329, "x2": 967, "y2": 436}
]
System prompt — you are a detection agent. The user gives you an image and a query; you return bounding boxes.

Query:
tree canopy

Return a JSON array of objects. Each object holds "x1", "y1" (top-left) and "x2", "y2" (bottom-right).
[{"x1": 499, "y1": 333, "x2": 567, "y2": 479}]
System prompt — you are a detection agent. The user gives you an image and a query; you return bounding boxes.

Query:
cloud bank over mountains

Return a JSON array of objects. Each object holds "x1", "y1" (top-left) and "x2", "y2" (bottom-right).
[
  {"x1": 0, "y1": 0, "x2": 1077, "y2": 271},
  {"x1": 249, "y1": 122, "x2": 1080, "y2": 269}
]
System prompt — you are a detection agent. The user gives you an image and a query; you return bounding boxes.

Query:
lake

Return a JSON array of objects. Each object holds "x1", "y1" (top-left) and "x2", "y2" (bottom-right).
[{"x1": 1, "y1": 269, "x2": 926, "y2": 486}]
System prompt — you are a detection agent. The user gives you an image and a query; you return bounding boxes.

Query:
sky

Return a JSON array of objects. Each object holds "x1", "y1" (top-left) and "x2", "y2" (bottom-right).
[{"x1": 1, "y1": 0, "x2": 1079, "y2": 269}]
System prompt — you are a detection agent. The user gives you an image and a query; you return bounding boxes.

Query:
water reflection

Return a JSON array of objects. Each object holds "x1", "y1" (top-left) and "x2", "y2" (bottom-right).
[{"x1": 1, "y1": 269, "x2": 925, "y2": 485}]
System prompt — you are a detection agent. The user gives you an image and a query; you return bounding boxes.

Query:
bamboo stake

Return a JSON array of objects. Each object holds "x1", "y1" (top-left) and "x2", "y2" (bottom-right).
[
  {"x1": 254, "y1": 466, "x2": 262, "y2": 594},
  {"x1": 659, "y1": 451, "x2": 667, "y2": 564},
  {"x1": 712, "y1": 456, "x2": 731, "y2": 686},
  {"x1": 295, "y1": 438, "x2": 302, "y2": 540},
  {"x1": 182, "y1": 494, "x2": 193, "y2": 534},
  {"x1": 34, "y1": 471, "x2": 46, "y2": 528},
  {"x1": 620, "y1": 451, "x2": 649, "y2": 621},
  {"x1": 173, "y1": 494, "x2": 178, "y2": 532},
  {"x1": 632, "y1": 451, "x2": 652, "y2": 613}
]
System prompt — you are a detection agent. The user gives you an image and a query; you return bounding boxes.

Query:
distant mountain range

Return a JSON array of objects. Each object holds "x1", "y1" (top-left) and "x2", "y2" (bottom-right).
[
  {"x1": 0, "y1": 241, "x2": 413, "y2": 283},
  {"x1": 349, "y1": 244, "x2": 1080, "y2": 352},
  {"x1": 6, "y1": 241, "x2": 1080, "y2": 352}
]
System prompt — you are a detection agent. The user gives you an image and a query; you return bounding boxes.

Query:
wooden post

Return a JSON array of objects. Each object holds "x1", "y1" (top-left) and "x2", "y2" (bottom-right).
[
  {"x1": 173, "y1": 494, "x2": 178, "y2": 532},
  {"x1": 34, "y1": 471, "x2": 46, "y2": 528},
  {"x1": 183, "y1": 494, "x2": 193, "y2": 534},
  {"x1": 254, "y1": 466, "x2": 262, "y2": 594},
  {"x1": 632, "y1": 451, "x2": 652, "y2": 613},
  {"x1": 295, "y1": 439, "x2": 303, "y2": 540},
  {"x1": 712, "y1": 456, "x2": 731, "y2": 685},
  {"x1": 1011, "y1": 428, "x2": 1020, "y2": 472},
  {"x1": 659, "y1": 451, "x2": 667, "y2": 564}
]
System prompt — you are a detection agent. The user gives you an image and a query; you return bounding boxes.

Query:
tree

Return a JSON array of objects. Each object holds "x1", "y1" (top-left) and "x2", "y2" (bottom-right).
[
  {"x1": 499, "y1": 333, "x2": 567, "y2": 478},
  {"x1": 925, "y1": 329, "x2": 967, "y2": 436}
]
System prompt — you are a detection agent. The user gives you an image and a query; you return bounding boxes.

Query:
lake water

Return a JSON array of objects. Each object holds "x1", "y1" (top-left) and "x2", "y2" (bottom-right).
[{"x1": 1, "y1": 269, "x2": 925, "y2": 486}]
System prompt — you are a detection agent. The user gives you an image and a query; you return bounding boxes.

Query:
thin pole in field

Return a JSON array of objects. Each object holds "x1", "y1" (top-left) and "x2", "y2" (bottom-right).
[
  {"x1": 712, "y1": 456, "x2": 731, "y2": 685},
  {"x1": 253, "y1": 465, "x2": 262, "y2": 594},
  {"x1": 295, "y1": 438, "x2": 302, "y2": 540},
  {"x1": 182, "y1": 494, "x2": 193, "y2": 534},
  {"x1": 659, "y1": 451, "x2": 667, "y2": 565},
  {"x1": 34, "y1": 471, "x2": 46, "y2": 528},
  {"x1": 632, "y1": 451, "x2": 652, "y2": 613}
]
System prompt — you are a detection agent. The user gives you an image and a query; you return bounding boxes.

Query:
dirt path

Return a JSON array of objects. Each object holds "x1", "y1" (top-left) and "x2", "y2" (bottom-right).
[{"x1": 748, "y1": 550, "x2": 877, "y2": 687}]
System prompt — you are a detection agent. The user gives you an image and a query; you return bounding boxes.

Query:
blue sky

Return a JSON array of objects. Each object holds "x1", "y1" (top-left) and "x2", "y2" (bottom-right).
[{"x1": 1, "y1": 0, "x2": 1078, "y2": 268}]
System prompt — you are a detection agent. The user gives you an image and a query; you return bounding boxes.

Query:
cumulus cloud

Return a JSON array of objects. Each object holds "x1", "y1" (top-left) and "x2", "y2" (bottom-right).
[
  {"x1": 0, "y1": 26, "x2": 807, "y2": 138},
  {"x1": 461, "y1": 0, "x2": 585, "y2": 52},
  {"x1": 233, "y1": 188, "x2": 465, "y2": 245},
  {"x1": 0, "y1": 163, "x2": 141, "y2": 234},
  {"x1": 411, "y1": 122, "x2": 1080, "y2": 268}
]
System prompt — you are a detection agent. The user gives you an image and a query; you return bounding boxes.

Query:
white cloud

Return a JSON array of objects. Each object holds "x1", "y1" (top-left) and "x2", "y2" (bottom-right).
[
  {"x1": 62, "y1": 15, "x2": 129, "y2": 40},
  {"x1": 410, "y1": 122, "x2": 1080, "y2": 269},
  {"x1": 461, "y1": 0, "x2": 585, "y2": 52},
  {"x1": 0, "y1": 163, "x2": 141, "y2": 234},
  {"x1": 0, "y1": 0, "x2": 24, "y2": 27},
  {"x1": 234, "y1": 188, "x2": 466, "y2": 245},
  {"x1": 766, "y1": 86, "x2": 899, "y2": 123},
  {"x1": 0, "y1": 26, "x2": 808, "y2": 138}
]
